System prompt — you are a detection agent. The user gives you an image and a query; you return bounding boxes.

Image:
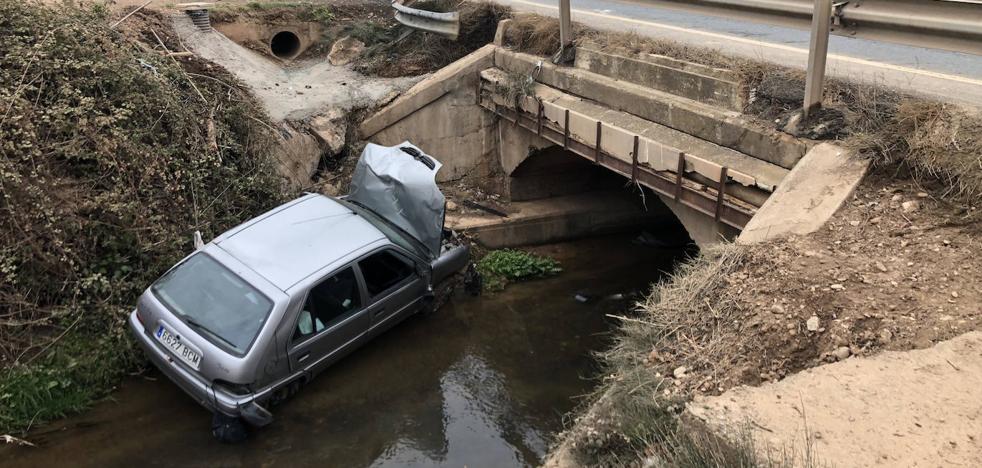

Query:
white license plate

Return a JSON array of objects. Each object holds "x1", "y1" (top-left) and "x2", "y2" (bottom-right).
[{"x1": 155, "y1": 324, "x2": 202, "y2": 370}]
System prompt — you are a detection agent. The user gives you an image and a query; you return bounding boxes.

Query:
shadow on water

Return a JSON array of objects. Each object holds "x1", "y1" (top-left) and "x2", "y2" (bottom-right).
[{"x1": 2, "y1": 233, "x2": 690, "y2": 468}]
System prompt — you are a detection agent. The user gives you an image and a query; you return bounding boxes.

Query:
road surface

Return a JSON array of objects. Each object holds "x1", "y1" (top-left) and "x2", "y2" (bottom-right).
[{"x1": 494, "y1": 0, "x2": 982, "y2": 109}]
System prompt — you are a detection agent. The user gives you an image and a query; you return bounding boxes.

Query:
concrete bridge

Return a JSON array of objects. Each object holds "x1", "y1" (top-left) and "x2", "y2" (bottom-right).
[{"x1": 359, "y1": 24, "x2": 867, "y2": 247}]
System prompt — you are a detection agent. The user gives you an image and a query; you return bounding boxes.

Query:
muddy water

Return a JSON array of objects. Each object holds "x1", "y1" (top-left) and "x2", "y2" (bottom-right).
[{"x1": 3, "y1": 235, "x2": 686, "y2": 468}]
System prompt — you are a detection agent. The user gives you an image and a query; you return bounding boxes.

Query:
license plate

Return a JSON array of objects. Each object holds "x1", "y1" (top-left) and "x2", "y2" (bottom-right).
[{"x1": 155, "y1": 324, "x2": 202, "y2": 370}]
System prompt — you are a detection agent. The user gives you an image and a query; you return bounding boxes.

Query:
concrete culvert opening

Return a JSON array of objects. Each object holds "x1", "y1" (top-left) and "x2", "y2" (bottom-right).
[
  {"x1": 270, "y1": 31, "x2": 301, "y2": 59},
  {"x1": 505, "y1": 146, "x2": 696, "y2": 249}
]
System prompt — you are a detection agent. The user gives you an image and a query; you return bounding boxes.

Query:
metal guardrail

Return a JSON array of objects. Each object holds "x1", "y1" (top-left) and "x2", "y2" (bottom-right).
[
  {"x1": 392, "y1": 0, "x2": 461, "y2": 40},
  {"x1": 639, "y1": 0, "x2": 982, "y2": 56}
]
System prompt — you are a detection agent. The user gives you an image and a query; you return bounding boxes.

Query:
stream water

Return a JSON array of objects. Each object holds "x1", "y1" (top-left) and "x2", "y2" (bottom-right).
[{"x1": 2, "y1": 234, "x2": 687, "y2": 468}]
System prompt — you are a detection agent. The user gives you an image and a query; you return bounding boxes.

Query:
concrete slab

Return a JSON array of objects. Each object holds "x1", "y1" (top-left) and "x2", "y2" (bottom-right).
[
  {"x1": 173, "y1": 15, "x2": 419, "y2": 121},
  {"x1": 688, "y1": 332, "x2": 982, "y2": 467},
  {"x1": 447, "y1": 191, "x2": 670, "y2": 248},
  {"x1": 738, "y1": 143, "x2": 869, "y2": 244}
]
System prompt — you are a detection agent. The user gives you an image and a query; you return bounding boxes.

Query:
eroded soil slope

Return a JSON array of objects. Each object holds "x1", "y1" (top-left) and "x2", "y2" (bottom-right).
[{"x1": 660, "y1": 173, "x2": 981, "y2": 397}]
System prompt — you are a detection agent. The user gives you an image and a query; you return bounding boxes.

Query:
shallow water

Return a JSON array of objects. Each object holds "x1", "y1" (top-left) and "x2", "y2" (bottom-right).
[{"x1": 3, "y1": 234, "x2": 685, "y2": 468}]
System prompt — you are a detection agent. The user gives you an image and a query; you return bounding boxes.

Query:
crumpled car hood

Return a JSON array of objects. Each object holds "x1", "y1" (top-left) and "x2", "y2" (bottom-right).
[{"x1": 347, "y1": 142, "x2": 445, "y2": 258}]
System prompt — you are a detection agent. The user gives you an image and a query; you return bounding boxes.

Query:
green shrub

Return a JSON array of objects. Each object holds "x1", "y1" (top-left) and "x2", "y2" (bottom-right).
[
  {"x1": 476, "y1": 249, "x2": 561, "y2": 292},
  {"x1": 0, "y1": 1, "x2": 285, "y2": 433}
]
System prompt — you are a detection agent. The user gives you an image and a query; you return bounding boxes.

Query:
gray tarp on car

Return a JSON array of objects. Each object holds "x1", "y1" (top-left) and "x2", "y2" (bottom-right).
[{"x1": 348, "y1": 142, "x2": 445, "y2": 258}]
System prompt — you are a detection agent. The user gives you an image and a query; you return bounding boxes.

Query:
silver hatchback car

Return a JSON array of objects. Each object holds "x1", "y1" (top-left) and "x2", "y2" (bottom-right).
[{"x1": 129, "y1": 144, "x2": 471, "y2": 441}]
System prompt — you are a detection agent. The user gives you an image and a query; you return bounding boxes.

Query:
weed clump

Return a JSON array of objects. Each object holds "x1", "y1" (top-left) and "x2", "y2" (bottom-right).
[
  {"x1": 0, "y1": 1, "x2": 284, "y2": 433},
  {"x1": 500, "y1": 13, "x2": 564, "y2": 56},
  {"x1": 476, "y1": 249, "x2": 561, "y2": 292}
]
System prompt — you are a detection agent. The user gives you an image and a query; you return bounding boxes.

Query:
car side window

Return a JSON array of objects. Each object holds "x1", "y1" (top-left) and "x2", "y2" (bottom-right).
[
  {"x1": 359, "y1": 250, "x2": 415, "y2": 297},
  {"x1": 293, "y1": 267, "x2": 361, "y2": 342}
]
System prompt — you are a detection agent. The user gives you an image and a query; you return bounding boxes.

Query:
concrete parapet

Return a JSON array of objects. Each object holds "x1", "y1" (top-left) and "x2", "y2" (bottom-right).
[
  {"x1": 480, "y1": 68, "x2": 787, "y2": 195},
  {"x1": 574, "y1": 46, "x2": 744, "y2": 112},
  {"x1": 359, "y1": 45, "x2": 497, "y2": 182},
  {"x1": 359, "y1": 44, "x2": 495, "y2": 138}
]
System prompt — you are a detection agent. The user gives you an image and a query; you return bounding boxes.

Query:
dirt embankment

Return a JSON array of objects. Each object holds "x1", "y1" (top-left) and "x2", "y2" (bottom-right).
[
  {"x1": 659, "y1": 173, "x2": 981, "y2": 397},
  {"x1": 554, "y1": 173, "x2": 981, "y2": 467},
  {"x1": 494, "y1": 11, "x2": 982, "y2": 468}
]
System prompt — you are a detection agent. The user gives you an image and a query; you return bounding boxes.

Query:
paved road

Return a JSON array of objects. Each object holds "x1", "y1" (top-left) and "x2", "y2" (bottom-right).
[{"x1": 494, "y1": 0, "x2": 982, "y2": 109}]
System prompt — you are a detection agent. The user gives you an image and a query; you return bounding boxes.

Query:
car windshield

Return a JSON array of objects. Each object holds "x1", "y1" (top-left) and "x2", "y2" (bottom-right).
[{"x1": 151, "y1": 253, "x2": 273, "y2": 354}]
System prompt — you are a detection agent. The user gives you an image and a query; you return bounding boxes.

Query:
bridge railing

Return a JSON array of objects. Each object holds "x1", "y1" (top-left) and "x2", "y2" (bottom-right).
[{"x1": 391, "y1": 0, "x2": 460, "y2": 40}]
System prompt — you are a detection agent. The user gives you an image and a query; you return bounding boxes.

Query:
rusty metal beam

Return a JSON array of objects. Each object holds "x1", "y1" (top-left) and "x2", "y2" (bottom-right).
[{"x1": 490, "y1": 106, "x2": 754, "y2": 229}]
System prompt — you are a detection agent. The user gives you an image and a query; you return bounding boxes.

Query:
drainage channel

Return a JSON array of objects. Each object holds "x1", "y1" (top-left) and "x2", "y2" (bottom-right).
[
  {"x1": 270, "y1": 30, "x2": 301, "y2": 60},
  {"x1": 0, "y1": 234, "x2": 688, "y2": 467}
]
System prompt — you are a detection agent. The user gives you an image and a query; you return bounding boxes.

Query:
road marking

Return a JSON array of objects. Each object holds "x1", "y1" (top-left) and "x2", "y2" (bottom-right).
[{"x1": 504, "y1": 0, "x2": 982, "y2": 87}]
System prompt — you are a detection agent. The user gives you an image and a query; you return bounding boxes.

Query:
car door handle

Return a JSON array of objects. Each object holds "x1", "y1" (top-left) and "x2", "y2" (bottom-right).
[{"x1": 297, "y1": 352, "x2": 310, "y2": 363}]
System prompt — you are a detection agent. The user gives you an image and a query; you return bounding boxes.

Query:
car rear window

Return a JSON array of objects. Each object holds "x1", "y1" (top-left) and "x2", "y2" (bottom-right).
[{"x1": 151, "y1": 253, "x2": 273, "y2": 354}]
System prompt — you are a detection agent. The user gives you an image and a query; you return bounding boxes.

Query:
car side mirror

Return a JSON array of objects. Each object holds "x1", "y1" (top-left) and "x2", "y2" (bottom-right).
[{"x1": 193, "y1": 231, "x2": 205, "y2": 250}]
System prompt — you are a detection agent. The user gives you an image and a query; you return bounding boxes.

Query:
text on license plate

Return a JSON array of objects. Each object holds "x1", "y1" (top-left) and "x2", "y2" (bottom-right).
[{"x1": 155, "y1": 325, "x2": 202, "y2": 370}]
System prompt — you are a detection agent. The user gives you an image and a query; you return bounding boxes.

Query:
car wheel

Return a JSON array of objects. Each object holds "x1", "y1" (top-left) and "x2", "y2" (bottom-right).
[{"x1": 211, "y1": 412, "x2": 248, "y2": 443}]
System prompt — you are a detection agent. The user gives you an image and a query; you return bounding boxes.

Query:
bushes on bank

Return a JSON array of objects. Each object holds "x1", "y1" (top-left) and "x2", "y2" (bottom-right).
[{"x1": 0, "y1": 1, "x2": 285, "y2": 433}]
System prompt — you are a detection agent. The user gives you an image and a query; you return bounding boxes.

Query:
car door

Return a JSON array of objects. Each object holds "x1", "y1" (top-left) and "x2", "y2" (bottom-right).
[
  {"x1": 357, "y1": 248, "x2": 427, "y2": 331},
  {"x1": 288, "y1": 266, "x2": 369, "y2": 374}
]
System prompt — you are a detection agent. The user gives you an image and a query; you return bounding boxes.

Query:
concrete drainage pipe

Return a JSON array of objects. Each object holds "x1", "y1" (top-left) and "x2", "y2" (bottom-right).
[{"x1": 270, "y1": 31, "x2": 301, "y2": 60}]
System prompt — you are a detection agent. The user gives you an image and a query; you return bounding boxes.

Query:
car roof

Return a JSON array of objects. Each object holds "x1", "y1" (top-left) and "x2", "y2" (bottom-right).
[{"x1": 214, "y1": 194, "x2": 387, "y2": 290}]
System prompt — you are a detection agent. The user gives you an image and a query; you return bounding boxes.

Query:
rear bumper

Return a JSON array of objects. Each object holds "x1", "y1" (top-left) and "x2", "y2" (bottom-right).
[{"x1": 128, "y1": 310, "x2": 256, "y2": 417}]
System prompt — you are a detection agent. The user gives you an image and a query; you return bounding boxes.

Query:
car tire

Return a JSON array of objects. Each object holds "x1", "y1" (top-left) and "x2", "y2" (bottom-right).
[{"x1": 211, "y1": 412, "x2": 248, "y2": 443}]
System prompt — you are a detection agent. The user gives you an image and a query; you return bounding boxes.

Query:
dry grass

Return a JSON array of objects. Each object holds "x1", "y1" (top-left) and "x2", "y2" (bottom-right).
[
  {"x1": 848, "y1": 100, "x2": 982, "y2": 200},
  {"x1": 560, "y1": 244, "x2": 836, "y2": 466},
  {"x1": 356, "y1": 0, "x2": 510, "y2": 77},
  {"x1": 610, "y1": 244, "x2": 748, "y2": 397},
  {"x1": 563, "y1": 245, "x2": 749, "y2": 464},
  {"x1": 500, "y1": 13, "x2": 564, "y2": 56}
]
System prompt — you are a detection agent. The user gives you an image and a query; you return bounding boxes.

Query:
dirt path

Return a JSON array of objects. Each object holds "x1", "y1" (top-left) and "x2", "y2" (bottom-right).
[
  {"x1": 171, "y1": 13, "x2": 421, "y2": 121},
  {"x1": 689, "y1": 331, "x2": 982, "y2": 467}
]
